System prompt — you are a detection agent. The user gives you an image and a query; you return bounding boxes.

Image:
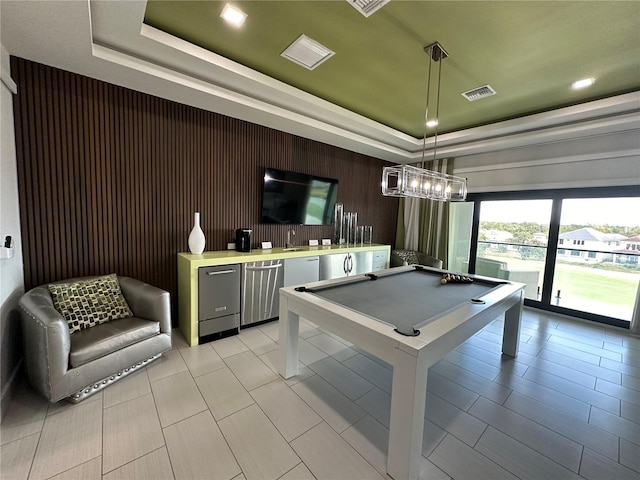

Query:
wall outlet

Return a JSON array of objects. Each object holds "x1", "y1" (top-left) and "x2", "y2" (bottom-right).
[{"x1": 227, "y1": 242, "x2": 236, "y2": 250}]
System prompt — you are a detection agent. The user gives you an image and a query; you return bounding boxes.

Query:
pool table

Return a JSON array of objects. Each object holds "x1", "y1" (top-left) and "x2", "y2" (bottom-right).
[{"x1": 278, "y1": 265, "x2": 524, "y2": 480}]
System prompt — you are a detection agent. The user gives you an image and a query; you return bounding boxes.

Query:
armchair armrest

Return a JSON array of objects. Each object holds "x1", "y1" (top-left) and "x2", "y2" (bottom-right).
[
  {"x1": 500, "y1": 268, "x2": 540, "y2": 299},
  {"x1": 390, "y1": 250, "x2": 443, "y2": 269},
  {"x1": 390, "y1": 254, "x2": 405, "y2": 267},
  {"x1": 119, "y1": 277, "x2": 171, "y2": 333},
  {"x1": 18, "y1": 286, "x2": 72, "y2": 398},
  {"x1": 416, "y1": 252, "x2": 443, "y2": 269}
]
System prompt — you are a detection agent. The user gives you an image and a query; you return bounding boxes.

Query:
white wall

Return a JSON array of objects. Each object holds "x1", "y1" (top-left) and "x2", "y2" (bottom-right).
[
  {"x1": 454, "y1": 129, "x2": 640, "y2": 192},
  {"x1": 0, "y1": 41, "x2": 24, "y2": 418}
]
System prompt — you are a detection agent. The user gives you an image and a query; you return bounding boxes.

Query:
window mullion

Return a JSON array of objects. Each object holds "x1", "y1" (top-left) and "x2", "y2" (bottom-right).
[{"x1": 541, "y1": 197, "x2": 562, "y2": 305}]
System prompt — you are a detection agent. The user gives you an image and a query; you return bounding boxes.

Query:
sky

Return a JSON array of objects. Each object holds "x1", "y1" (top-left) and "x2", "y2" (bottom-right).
[{"x1": 480, "y1": 197, "x2": 640, "y2": 228}]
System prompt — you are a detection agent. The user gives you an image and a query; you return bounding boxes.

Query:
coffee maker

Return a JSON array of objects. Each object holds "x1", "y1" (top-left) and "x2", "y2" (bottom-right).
[{"x1": 235, "y1": 228, "x2": 252, "y2": 252}]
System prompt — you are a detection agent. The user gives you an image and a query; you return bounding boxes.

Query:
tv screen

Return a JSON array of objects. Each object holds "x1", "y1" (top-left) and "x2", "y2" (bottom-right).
[{"x1": 261, "y1": 168, "x2": 338, "y2": 225}]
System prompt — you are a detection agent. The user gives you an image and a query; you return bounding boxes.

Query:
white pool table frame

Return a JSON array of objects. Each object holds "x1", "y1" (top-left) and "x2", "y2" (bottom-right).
[{"x1": 278, "y1": 265, "x2": 524, "y2": 480}]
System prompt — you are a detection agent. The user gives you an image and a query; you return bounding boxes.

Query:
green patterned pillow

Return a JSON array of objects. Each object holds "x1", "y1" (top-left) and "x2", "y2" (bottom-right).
[{"x1": 48, "y1": 274, "x2": 133, "y2": 334}]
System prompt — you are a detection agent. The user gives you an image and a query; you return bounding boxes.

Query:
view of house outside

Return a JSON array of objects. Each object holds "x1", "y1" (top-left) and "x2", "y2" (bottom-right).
[{"x1": 476, "y1": 198, "x2": 640, "y2": 322}]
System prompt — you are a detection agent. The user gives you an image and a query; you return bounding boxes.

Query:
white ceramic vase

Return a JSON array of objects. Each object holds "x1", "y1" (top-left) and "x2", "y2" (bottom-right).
[{"x1": 188, "y1": 212, "x2": 206, "y2": 254}]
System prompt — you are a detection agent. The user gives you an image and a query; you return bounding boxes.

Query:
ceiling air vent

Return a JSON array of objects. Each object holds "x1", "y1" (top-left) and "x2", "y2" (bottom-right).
[
  {"x1": 281, "y1": 34, "x2": 335, "y2": 70},
  {"x1": 347, "y1": 0, "x2": 390, "y2": 17},
  {"x1": 462, "y1": 85, "x2": 497, "y2": 102}
]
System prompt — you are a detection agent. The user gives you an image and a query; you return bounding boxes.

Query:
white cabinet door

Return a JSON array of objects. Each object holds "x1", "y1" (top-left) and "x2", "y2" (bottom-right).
[{"x1": 284, "y1": 256, "x2": 320, "y2": 286}]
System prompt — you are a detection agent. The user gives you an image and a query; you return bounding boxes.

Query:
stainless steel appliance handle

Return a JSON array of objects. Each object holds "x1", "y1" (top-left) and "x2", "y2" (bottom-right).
[
  {"x1": 246, "y1": 264, "x2": 283, "y2": 271},
  {"x1": 207, "y1": 269, "x2": 236, "y2": 275}
]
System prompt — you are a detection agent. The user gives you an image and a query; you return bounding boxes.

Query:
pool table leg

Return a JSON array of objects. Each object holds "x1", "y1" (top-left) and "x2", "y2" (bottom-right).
[
  {"x1": 387, "y1": 348, "x2": 429, "y2": 480},
  {"x1": 278, "y1": 297, "x2": 300, "y2": 379},
  {"x1": 502, "y1": 293, "x2": 524, "y2": 357}
]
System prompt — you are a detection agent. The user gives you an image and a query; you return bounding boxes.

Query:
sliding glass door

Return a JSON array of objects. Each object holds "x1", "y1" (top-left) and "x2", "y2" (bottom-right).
[
  {"x1": 466, "y1": 187, "x2": 640, "y2": 327},
  {"x1": 552, "y1": 197, "x2": 640, "y2": 322}
]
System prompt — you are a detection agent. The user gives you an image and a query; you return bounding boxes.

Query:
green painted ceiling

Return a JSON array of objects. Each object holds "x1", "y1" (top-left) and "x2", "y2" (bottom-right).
[{"x1": 144, "y1": 1, "x2": 640, "y2": 138}]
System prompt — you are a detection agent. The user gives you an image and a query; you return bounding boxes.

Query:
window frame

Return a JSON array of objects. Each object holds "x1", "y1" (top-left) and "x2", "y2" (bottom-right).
[{"x1": 467, "y1": 185, "x2": 639, "y2": 328}]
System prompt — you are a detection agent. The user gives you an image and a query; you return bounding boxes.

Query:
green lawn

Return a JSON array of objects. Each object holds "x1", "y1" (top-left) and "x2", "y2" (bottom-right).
[
  {"x1": 482, "y1": 254, "x2": 639, "y2": 307},
  {"x1": 552, "y1": 267, "x2": 637, "y2": 306}
]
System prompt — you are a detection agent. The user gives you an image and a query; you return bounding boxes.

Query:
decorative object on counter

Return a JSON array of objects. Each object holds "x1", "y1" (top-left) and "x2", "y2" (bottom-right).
[
  {"x1": 235, "y1": 228, "x2": 252, "y2": 252},
  {"x1": 381, "y1": 42, "x2": 467, "y2": 202},
  {"x1": 364, "y1": 226, "x2": 373, "y2": 244},
  {"x1": 322, "y1": 238, "x2": 332, "y2": 246},
  {"x1": 308, "y1": 239, "x2": 319, "y2": 246},
  {"x1": 286, "y1": 228, "x2": 296, "y2": 248},
  {"x1": 350, "y1": 212, "x2": 358, "y2": 244},
  {"x1": 261, "y1": 241, "x2": 273, "y2": 249},
  {"x1": 355, "y1": 226, "x2": 365, "y2": 246},
  {"x1": 334, "y1": 203, "x2": 344, "y2": 245},
  {"x1": 333, "y1": 204, "x2": 371, "y2": 246},
  {"x1": 344, "y1": 212, "x2": 353, "y2": 246},
  {"x1": 188, "y1": 212, "x2": 206, "y2": 254}
]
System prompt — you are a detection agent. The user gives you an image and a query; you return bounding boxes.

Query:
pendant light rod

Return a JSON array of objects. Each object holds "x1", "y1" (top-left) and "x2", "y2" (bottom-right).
[
  {"x1": 433, "y1": 49, "x2": 443, "y2": 161},
  {"x1": 420, "y1": 52, "x2": 434, "y2": 163},
  {"x1": 423, "y1": 42, "x2": 448, "y2": 163},
  {"x1": 381, "y1": 41, "x2": 467, "y2": 202}
]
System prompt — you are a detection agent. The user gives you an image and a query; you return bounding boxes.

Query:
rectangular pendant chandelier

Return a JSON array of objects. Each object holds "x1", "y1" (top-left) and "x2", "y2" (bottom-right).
[
  {"x1": 381, "y1": 42, "x2": 467, "y2": 202},
  {"x1": 381, "y1": 164, "x2": 467, "y2": 202}
]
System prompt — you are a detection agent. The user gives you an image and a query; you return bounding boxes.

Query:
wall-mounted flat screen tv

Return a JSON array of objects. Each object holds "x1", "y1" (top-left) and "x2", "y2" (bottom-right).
[{"x1": 261, "y1": 167, "x2": 338, "y2": 225}]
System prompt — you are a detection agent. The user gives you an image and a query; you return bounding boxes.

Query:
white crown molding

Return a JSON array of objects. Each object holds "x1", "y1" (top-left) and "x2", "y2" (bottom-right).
[
  {"x1": 1, "y1": 45, "x2": 17, "y2": 94},
  {"x1": 0, "y1": 74, "x2": 17, "y2": 94},
  {"x1": 455, "y1": 149, "x2": 639, "y2": 174}
]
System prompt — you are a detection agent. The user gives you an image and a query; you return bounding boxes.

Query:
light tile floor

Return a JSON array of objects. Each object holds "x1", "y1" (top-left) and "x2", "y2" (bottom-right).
[{"x1": 2, "y1": 308, "x2": 640, "y2": 480}]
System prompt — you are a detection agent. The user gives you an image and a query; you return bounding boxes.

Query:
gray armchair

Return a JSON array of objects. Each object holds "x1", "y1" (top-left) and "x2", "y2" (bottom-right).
[
  {"x1": 18, "y1": 276, "x2": 172, "y2": 403},
  {"x1": 391, "y1": 250, "x2": 443, "y2": 269}
]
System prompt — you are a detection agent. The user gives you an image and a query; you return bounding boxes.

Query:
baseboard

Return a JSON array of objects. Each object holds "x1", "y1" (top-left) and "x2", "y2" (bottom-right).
[{"x1": 0, "y1": 357, "x2": 23, "y2": 422}]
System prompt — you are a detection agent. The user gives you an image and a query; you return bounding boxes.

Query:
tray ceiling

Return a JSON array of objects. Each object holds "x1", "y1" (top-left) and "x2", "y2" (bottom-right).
[{"x1": 143, "y1": 1, "x2": 640, "y2": 137}]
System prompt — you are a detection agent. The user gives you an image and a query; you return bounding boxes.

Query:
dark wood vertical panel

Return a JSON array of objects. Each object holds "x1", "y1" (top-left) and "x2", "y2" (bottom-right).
[
  {"x1": 12, "y1": 57, "x2": 32, "y2": 288},
  {"x1": 11, "y1": 57, "x2": 399, "y2": 322}
]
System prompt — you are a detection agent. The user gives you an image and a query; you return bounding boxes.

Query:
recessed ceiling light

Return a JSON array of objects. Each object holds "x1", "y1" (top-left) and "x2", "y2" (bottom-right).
[
  {"x1": 426, "y1": 120, "x2": 439, "y2": 128},
  {"x1": 220, "y1": 4, "x2": 247, "y2": 27},
  {"x1": 572, "y1": 78, "x2": 595, "y2": 90}
]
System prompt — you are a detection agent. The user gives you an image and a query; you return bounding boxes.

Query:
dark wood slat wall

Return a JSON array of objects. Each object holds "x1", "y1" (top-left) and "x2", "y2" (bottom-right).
[{"x1": 11, "y1": 57, "x2": 399, "y2": 318}]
